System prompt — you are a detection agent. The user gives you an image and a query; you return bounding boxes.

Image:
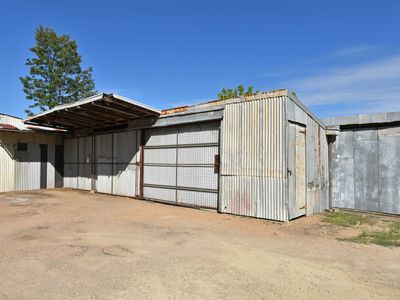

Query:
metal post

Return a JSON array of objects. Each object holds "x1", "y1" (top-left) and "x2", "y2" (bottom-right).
[{"x1": 139, "y1": 129, "x2": 145, "y2": 199}]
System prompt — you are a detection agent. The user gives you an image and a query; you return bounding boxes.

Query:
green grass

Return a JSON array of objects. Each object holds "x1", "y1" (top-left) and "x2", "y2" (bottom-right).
[
  {"x1": 322, "y1": 211, "x2": 373, "y2": 227},
  {"x1": 345, "y1": 221, "x2": 400, "y2": 247}
]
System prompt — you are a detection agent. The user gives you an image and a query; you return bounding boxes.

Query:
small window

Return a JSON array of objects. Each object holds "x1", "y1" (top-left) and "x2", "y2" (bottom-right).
[{"x1": 17, "y1": 143, "x2": 27, "y2": 151}]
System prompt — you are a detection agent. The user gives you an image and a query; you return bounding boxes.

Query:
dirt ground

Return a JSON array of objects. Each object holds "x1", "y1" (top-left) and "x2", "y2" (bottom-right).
[{"x1": 0, "y1": 190, "x2": 399, "y2": 299}]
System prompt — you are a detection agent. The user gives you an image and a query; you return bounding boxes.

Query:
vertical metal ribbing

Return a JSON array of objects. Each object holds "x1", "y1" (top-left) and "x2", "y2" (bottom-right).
[{"x1": 220, "y1": 95, "x2": 287, "y2": 221}]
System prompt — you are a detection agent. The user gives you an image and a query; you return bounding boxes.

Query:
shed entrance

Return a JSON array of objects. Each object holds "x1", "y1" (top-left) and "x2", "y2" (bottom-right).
[
  {"x1": 288, "y1": 122, "x2": 306, "y2": 219},
  {"x1": 64, "y1": 130, "x2": 140, "y2": 197},
  {"x1": 142, "y1": 122, "x2": 220, "y2": 209}
]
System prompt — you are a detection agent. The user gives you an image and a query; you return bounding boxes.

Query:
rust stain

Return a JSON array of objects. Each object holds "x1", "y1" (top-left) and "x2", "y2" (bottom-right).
[
  {"x1": 161, "y1": 106, "x2": 189, "y2": 115},
  {"x1": 0, "y1": 123, "x2": 18, "y2": 130}
]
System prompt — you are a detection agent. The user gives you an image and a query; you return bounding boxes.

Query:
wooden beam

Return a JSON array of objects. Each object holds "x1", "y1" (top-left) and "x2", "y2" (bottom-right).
[
  {"x1": 92, "y1": 102, "x2": 142, "y2": 119},
  {"x1": 66, "y1": 108, "x2": 117, "y2": 124},
  {"x1": 106, "y1": 97, "x2": 157, "y2": 115},
  {"x1": 75, "y1": 106, "x2": 127, "y2": 122},
  {"x1": 54, "y1": 111, "x2": 100, "y2": 127}
]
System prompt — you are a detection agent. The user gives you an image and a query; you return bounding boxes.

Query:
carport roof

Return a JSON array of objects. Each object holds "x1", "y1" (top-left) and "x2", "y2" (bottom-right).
[{"x1": 24, "y1": 93, "x2": 161, "y2": 130}]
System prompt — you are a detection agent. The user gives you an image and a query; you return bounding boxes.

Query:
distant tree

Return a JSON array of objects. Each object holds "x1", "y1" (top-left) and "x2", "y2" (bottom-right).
[
  {"x1": 218, "y1": 85, "x2": 259, "y2": 100},
  {"x1": 20, "y1": 26, "x2": 96, "y2": 115}
]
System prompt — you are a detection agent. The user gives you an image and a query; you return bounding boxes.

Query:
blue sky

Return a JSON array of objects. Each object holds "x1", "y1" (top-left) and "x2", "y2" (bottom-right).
[{"x1": 1, "y1": 0, "x2": 399, "y2": 118}]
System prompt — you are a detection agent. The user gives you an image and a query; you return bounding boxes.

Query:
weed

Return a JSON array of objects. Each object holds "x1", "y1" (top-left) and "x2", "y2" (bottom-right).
[
  {"x1": 345, "y1": 220, "x2": 400, "y2": 247},
  {"x1": 322, "y1": 211, "x2": 373, "y2": 227}
]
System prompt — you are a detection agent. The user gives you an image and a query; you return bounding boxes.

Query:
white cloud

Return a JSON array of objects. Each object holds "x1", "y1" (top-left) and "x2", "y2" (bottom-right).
[
  {"x1": 285, "y1": 55, "x2": 400, "y2": 115},
  {"x1": 328, "y1": 45, "x2": 385, "y2": 58}
]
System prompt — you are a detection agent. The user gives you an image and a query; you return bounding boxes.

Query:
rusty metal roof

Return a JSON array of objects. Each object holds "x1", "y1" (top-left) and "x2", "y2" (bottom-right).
[
  {"x1": 0, "y1": 123, "x2": 18, "y2": 130},
  {"x1": 24, "y1": 93, "x2": 161, "y2": 130}
]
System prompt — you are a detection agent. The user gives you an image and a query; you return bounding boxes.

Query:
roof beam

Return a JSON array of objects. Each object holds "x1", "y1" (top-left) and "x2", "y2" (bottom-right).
[
  {"x1": 66, "y1": 108, "x2": 118, "y2": 124},
  {"x1": 104, "y1": 96, "x2": 156, "y2": 115},
  {"x1": 75, "y1": 105, "x2": 127, "y2": 122},
  {"x1": 92, "y1": 102, "x2": 144, "y2": 119},
  {"x1": 53, "y1": 111, "x2": 101, "y2": 127}
]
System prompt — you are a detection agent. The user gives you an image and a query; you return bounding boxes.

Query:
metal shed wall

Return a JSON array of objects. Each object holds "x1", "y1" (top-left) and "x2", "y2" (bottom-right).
[
  {"x1": 63, "y1": 130, "x2": 140, "y2": 197},
  {"x1": 220, "y1": 95, "x2": 288, "y2": 221},
  {"x1": 0, "y1": 132, "x2": 61, "y2": 192},
  {"x1": 331, "y1": 125, "x2": 400, "y2": 215},
  {"x1": 286, "y1": 98, "x2": 329, "y2": 216},
  {"x1": 0, "y1": 133, "x2": 15, "y2": 192}
]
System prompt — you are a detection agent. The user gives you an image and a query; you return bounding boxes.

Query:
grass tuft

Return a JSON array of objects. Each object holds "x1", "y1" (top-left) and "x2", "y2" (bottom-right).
[
  {"x1": 322, "y1": 211, "x2": 372, "y2": 227},
  {"x1": 344, "y1": 221, "x2": 400, "y2": 247}
]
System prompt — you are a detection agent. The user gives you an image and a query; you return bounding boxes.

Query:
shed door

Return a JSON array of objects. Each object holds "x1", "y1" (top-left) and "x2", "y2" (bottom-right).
[
  {"x1": 143, "y1": 122, "x2": 220, "y2": 209},
  {"x1": 288, "y1": 122, "x2": 306, "y2": 219}
]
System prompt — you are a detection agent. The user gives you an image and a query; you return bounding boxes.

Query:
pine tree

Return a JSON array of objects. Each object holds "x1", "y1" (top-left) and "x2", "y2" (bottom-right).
[{"x1": 20, "y1": 26, "x2": 96, "y2": 115}]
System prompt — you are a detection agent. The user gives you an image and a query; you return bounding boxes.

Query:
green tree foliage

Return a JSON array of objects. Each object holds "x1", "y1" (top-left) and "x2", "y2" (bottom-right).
[
  {"x1": 20, "y1": 26, "x2": 96, "y2": 115},
  {"x1": 218, "y1": 85, "x2": 260, "y2": 100}
]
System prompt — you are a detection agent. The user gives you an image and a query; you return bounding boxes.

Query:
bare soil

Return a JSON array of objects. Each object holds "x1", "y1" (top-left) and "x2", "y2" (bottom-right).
[{"x1": 0, "y1": 189, "x2": 399, "y2": 299}]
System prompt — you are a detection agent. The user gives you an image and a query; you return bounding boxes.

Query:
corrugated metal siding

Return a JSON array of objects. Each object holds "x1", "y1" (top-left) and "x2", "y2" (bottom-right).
[
  {"x1": 14, "y1": 143, "x2": 41, "y2": 191},
  {"x1": 0, "y1": 132, "x2": 60, "y2": 193},
  {"x1": 112, "y1": 130, "x2": 139, "y2": 197},
  {"x1": 220, "y1": 96, "x2": 288, "y2": 221},
  {"x1": 287, "y1": 98, "x2": 329, "y2": 216},
  {"x1": 46, "y1": 144, "x2": 55, "y2": 188},
  {"x1": 64, "y1": 138, "x2": 78, "y2": 188},
  {"x1": 78, "y1": 137, "x2": 92, "y2": 191},
  {"x1": 64, "y1": 131, "x2": 139, "y2": 196},
  {"x1": 95, "y1": 134, "x2": 113, "y2": 194},
  {"x1": 0, "y1": 133, "x2": 15, "y2": 192},
  {"x1": 305, "y1": 117, "x2": 329, "y2": 215}
]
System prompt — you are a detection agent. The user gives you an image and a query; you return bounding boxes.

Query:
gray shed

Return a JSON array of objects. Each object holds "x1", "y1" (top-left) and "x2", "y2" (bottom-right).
[
  {"x1": 12, "y1": 90, "x2": 329, "y2": 222},
  {"x1": 324, "y1": 112, "x2": 400, "y2": 215}
]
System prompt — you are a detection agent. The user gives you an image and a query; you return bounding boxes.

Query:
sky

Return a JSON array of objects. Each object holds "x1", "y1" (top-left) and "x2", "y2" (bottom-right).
[{"x1": 1, "y1": 0, "x2": 400, "y2": 118}]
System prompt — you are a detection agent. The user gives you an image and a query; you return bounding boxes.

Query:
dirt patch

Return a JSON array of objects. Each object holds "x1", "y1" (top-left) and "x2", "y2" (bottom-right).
[{"x1": 0, "y1": 189, "x2": 399, "y2": 299}]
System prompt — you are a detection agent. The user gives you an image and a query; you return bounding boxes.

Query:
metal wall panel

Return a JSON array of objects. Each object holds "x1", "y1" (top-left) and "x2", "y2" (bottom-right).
[
  {"x1": 143, "y1": 122, "x2": 220, "y2": 209},
  {"x1": 112, "y1": 131, "x2": 138, "y2": 197},
  {"x1": 0, "y1": 132, "x2": 60, "y2": 193},
  {"x1": 95, "y1": 134, "x2": 112, "y2": 194},
  {"x1": 64, "y1": 138, "x2": 78, "y2": 188},
  {"x1": 287, "y1": 99, "x2": 329, "y2": 216},
  {"x1": 378, "y1": 127, "x2": 400, "y2": 214},
  {"x1": 332, "y1": 125, "x2": 400, "y2": 215},
  {"x1": 145, "y1": 126, "x2": 177, "y2": 146},
  {"x1": 177, "y1": 190, "x2": 217, "y2": 208},
  {"x1": 331, "y1": 130, "x2": 355, "y2": 209},
  {"x1": 14, "y1": 143, "x2": 41, "y2": 191},
  {"x1": 0, "y1": 133, "x2": 15, "y2": 192},
  {"x1": 221, "y1": 97, "x2": 286, "y2": 178},
  {"x1": 144, "y1": 186, "x2": 176, "y2": 203},
  {"x1": 46, "y1": 144, "x2": 55, "y2": 189},
  {"x1": 220, "y1": 96, "x2": 287, "y2": 220},
  {"x1": 64, "y1": 163, "x2": 78, "y2": 188},
  {"x1": 354, "y1": 129, "x2": 379, "y2": 211},
  {"x1": 221, "y1": 176, "x2": 287, "y2": 221},
  {"x1": 78, "y1": 137, "x2": 92, "y2": 191},
  {"x1": 63, "y1": 131, "x2": 139, "y2": 196}
]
